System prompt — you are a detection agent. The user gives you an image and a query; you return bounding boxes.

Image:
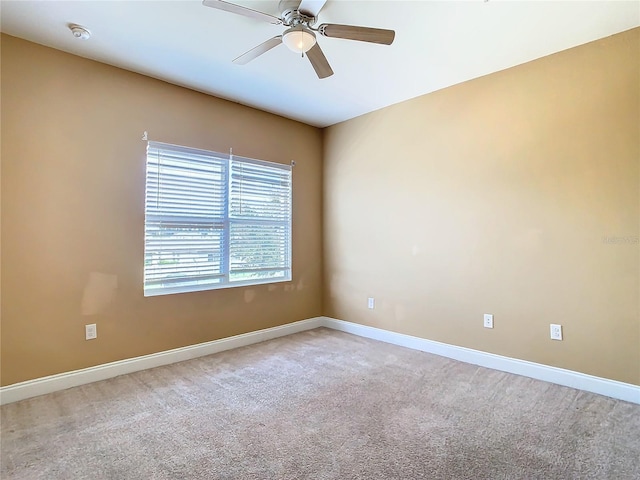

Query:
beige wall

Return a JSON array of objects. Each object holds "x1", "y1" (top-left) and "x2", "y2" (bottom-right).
[
  {"x1": 324, "y1": 29, "x2": 639, "y2": 385},
  {"x1": 1, "y1": 35, "x2": 323, "y2": 386}
]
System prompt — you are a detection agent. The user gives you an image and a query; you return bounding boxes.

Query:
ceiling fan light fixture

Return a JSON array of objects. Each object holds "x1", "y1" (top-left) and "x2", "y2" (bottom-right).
[{"x1": 282, "y1": 25, "x2": 316, "y2": 53}]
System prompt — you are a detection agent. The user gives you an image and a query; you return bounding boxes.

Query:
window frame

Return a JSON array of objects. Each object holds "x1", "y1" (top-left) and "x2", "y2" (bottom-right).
[{"x1": 143, "y1": 141, "x2": 292, "y2": 297}]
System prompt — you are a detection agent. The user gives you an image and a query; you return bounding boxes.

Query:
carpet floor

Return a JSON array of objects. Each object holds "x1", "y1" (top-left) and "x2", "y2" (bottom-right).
[{"x1": 1, "y1": 328, "x2": 639, "y2": 479}]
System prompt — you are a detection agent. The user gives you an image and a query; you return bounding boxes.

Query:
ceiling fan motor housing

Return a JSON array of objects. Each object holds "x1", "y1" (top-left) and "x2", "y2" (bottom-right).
[{"x1": 279, "y1": 0, "x2": 317, "y2": 27}]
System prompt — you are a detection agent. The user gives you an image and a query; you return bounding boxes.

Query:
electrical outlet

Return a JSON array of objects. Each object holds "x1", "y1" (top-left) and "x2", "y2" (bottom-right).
[
  {"x1": 550, "y1": 324, "x2": 562, "y2": 340},
  {"x1": 367, "y1": 297, "x2": 375, "y2": 309},
  {"x1": 483, "y1": 314, "x2": 494, "y2": 329},
  {"x1": 85, "y1": 324, "x2": 97, "y2": 340}
]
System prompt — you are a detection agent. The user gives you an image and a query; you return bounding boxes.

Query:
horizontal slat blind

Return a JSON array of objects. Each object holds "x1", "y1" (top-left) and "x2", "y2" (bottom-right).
[
  {"x1": 144, "y1": 142, "x2": 292, "y2": 296},
  {"x1": 229, "y1": 158, "x2": 291, "y2": 283},
  {"x1": 144, "y1": 142, "x2": 227, "y2": 295},
  {"x1": 230, "y1": 160, "x2": 291, "y2": 220}
]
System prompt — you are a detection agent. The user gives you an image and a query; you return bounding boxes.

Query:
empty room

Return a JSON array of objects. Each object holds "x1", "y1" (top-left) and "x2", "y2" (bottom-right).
[{"x1": 1, "y1": 1, "x2": 639, "y2": 478}]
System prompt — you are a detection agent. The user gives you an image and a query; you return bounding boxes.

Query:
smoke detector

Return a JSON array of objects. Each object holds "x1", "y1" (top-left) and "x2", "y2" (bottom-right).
[{"x1": 69, "y1": 24, "x2": 91, "y2": 40}]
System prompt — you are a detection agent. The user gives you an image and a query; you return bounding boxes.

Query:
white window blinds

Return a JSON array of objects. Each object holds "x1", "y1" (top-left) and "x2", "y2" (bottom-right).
[{"x1": 144, "y1": 142, "x2": 292, "y2": 296}]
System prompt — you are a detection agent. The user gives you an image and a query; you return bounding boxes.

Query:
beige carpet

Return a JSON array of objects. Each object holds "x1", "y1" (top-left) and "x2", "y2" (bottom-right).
[{"x1": 1, "y1": 328, "x2": 639, "y2": 479}]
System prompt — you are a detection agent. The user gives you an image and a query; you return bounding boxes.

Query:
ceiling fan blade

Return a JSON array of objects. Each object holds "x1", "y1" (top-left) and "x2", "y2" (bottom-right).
[
  {"x1": 298, "y1": 0, "x2": 328, "y2": 17},
  {"x1": 319, "y1": 24, "x2": 395, "y2": 45},
  {"x1": 233, "y1": 36, "x2": 283, "y2": 65},
  {"x1": 306, "y1": 43, "x2": 333, "y2": 79},
  {"x1": 202, "y1": 0, "x2": 282, "y2": 25}
]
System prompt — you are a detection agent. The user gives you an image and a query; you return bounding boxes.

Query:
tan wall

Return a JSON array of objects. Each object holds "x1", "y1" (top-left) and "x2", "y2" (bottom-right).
[
  {"x1": 323, "y1": 29, "x2": 640, "y2": 385},
  {"x1": 0, "y1": 35, "x2": 323, "y2": 386}
]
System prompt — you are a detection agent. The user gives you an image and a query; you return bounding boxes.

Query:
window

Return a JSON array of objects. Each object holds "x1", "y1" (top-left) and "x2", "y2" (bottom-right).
[{"x1": 144, "y1": 141, "x2": 292, "y2": 296}]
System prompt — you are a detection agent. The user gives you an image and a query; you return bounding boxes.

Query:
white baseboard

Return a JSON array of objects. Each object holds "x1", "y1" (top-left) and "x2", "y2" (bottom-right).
[
  {"x1": 320, "y1": 317, "x2": 640, "y2": 405},
  {"x1": 0, "y1": 317, "x2": 324, "y2": 405},
  {"x1": 2, "y1": 315, "x2": 638, "y2": 405}
]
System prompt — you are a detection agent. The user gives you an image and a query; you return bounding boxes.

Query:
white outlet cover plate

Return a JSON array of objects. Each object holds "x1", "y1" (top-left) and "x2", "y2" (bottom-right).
[
  {"x1": 550, "y1": 324, "x2": 563, "y2": 340},
  {"x1": 483, "y1": 314, "x2": 494, "y2": 329},
  {"x1": 367, "y1": 298, "x2": 375, "y2": 309},
  {"x1": 85, "y1": 324, "x2": 97, "y2": 340}
]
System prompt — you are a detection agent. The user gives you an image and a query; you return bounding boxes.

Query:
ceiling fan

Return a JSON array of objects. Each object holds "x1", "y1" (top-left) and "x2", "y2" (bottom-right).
[{"x1": 202, "y1": 0, "x2": 395, "y2": 79}]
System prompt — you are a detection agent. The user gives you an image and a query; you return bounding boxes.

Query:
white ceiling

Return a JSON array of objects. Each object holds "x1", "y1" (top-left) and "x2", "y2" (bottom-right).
[{"x1": 1, "y1": 1, "x2": 638, "y2": 127}]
